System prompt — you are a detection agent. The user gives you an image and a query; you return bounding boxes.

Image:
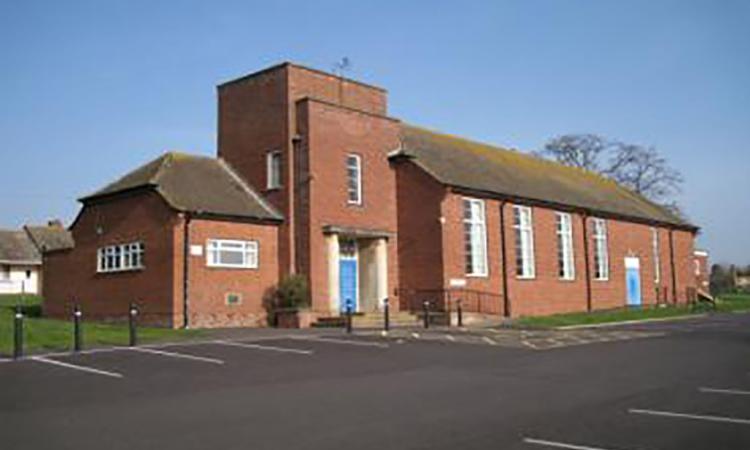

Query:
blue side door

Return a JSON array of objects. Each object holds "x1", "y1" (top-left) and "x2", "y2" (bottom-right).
[
  {"x1": 339, "y1": 259, "x2": 358, "y2": 313},
  {"x1": 625, "y1": 257, "x2": 642, "y2": 307}
]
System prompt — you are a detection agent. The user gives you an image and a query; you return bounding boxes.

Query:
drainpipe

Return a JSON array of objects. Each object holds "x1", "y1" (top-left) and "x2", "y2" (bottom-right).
[
  {"x1": 669, "y1": 228, "x2": 677, "y2": 304},
  {"x1": 499, "y1": 200, "x2": 510, "y2": 317},
  {"x1": 182, "y1": 213, "x2": 192, "y2": 328},
  {"x1": 581, "y1": 213, "x2": 592, "y2": 312}
]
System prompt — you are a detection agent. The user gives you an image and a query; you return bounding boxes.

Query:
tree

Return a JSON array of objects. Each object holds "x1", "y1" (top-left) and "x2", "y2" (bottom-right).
[
  {"x1": 709, "y1": 264, "x2": 735, "y2": 296},
  {"x1": 538, "y1": 134, "x2": 684, "y2": 211}
]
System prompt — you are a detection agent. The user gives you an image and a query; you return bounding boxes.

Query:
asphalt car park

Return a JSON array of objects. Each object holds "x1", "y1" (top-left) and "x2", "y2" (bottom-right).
[{"x1": 1, "y1": 314, "x2": 749, "y2": 450}]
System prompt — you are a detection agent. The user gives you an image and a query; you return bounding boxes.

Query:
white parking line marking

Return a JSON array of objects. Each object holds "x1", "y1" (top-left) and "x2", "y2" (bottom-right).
[
  {"x1": 30, "y1": 356, "x2": 123, "y2": 378},
  {"x1": 482, "y1": 336, "x2": 498, "y2": 346},
  {"x1": 214, "y1": 340, "x2": 313, "y2": 355},
  {"x1": 445, "y1": 334, "x2": 456, "y2": 342},
  {"x1": 699, "y1": 387, "x2": 750, "y2": 396},
  {"x1": 629, "y1": 408, "x2": 750, "y2": 425},
  {"x1": 523, "y1": 437, "x2": 623, "y2": 450},
  {"x1": 289, "y1": 336, "x2": 389, "y2": 348},
  {"x1": 129, "y1": 347, "x2": 224, "y2": 364}
]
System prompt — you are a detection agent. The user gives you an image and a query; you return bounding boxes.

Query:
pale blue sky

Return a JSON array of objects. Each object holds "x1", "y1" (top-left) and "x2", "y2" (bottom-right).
[{"x1": 1, "y1": 0, "x2": 748, "y2": 264}]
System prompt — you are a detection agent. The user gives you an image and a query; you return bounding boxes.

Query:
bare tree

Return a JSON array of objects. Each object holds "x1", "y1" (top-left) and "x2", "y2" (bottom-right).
[
  {"x1": 538, "y1": 134, "x2": 612, "y2": 172},
  {"x1": 538, "y1": 134, "x2": 684, "y2": 213}
]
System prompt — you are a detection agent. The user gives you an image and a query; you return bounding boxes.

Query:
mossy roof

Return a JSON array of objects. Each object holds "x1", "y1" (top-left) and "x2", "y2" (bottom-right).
[
  {"x1": 81, "y1": 152, "x2": 282, "y2": 222},
  {"x1": 397, "y1": 125, "x2": 692, "y2": 229},
  {"x1": 24, "y1": 223, "x2": 73, "y2": 252},
  {"x1": 0, "y1": 230, "x2": 40, "y2": 265}
]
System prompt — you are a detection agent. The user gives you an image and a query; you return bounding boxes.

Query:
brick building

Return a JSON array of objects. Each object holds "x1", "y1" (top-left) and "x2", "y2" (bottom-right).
[{"x1": 44, "y1": 62, "x2": 699, "y2": 327}]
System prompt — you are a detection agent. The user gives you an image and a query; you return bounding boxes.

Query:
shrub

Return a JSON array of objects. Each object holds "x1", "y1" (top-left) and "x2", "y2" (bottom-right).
[{"x1": 273, "y1": 274, "x2": 311, "y2": 309}]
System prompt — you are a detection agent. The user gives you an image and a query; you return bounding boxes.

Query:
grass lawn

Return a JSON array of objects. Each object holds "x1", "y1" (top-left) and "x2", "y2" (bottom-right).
[
  {"x1": 516, "y1": 293, "x2": 750, "y2": 329},
  {"x1": 0, "y1": 294, "x2": 203, "y2": 356}
]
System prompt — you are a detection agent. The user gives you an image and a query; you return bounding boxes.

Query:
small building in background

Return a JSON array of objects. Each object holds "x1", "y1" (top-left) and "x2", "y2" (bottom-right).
[
  {"x1": 693, "y1": 249, "x2": 710, "y2": 292},
  {"x1": 0, "y1": 220, "x2": 72, "y2": 295}
]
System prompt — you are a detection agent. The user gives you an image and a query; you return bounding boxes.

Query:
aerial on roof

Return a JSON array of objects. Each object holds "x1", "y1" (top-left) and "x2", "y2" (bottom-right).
[
  {"x1": 395, "y1": 124, "x2": 693, "y2": 229},
  {"x1": 0, "y1": 230, "x2": 41, "y2": 265},
  {"x1": 81, "y1": 152, "x2": 283, "y2": 222}
]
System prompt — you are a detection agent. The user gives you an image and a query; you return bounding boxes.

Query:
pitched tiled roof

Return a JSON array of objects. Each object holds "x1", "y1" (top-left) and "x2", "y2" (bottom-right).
[
  {"x1": 80, "y1": 152, "x2": 283, "y2": 222},
  {"x1": 24, "y1": 222, "x2": 74, "y2": 252},
  {"x1": 0, "y1": 230, "x2": 41, "y2": 265},
  {"x1": 396, "y1": 125, "x2": 692, "y2": 229}
]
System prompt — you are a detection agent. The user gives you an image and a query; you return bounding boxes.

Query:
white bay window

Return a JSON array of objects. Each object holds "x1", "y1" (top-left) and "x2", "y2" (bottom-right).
[
  {"x1": 463, "y1": 198, "x2": 488, "y2": 276},
  {"x1": 97, "y1": 242, "x2": 144, "y2": 273},
  {"x1": 556, "y1": 212, "x2": 575, "y2": 280},
  {"x1": 513, "y1": 205, "x2": 535, "y2": 278},
  {"x1": 592, "y1": 218, "x2": 609, "y2": 280}
]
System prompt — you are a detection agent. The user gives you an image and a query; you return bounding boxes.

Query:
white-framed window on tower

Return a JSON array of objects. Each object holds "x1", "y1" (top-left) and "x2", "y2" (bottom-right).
[
  {"x1": 463, "y1": 198, "x2": 488, "y2": 277},
  {"x1": 556, "y1": 212, "x2": 575, "y2": 280},
  {"x1": 513, "y1": 205, "x2": 535, "y2": 278},
  {"x1": 346, "y1": 154, "x2": 362, "y2": 205},
  {"x1": 266, "y1": 150, "x2": 282, "y2": 189},
  {"x1": 592, "y1": 218, "x2": 609, "y2": 280}
]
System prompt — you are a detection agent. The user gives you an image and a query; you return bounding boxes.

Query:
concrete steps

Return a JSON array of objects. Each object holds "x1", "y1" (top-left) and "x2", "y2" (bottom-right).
[
  {"x1": 311, "y1": 312, "x2": 422, "y2": 328},
  {"x1": 353, "y1": 312, "x2": 421, "y2": 328}
]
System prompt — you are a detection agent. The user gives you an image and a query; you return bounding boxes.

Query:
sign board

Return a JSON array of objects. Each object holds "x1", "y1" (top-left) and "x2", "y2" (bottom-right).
[
  {"x1": 190, "y1": 245, "x2": 204, "y2": 256},
  {"x1": 449, "y1": 278, "x2": 467, "y2": 287}
]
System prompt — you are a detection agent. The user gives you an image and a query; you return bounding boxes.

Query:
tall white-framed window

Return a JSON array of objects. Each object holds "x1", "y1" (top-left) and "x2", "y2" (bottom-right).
[
  {"x1": 266, "y1": 150, "x2": 282, "y2": 189},
  {"x1": 513, "y1": 205, "x2": 535, "y2": 278},
  {"x1": 652, "y1": 227, "x2": 661, "y2": 283},
  {"x1": 96, "y1": 242, "x2": 144, "y2": 273},
  {"x1": 556, "y1": 212, "x2": 575, "y2": 280},
  {"x1": 206, "y1": 239, "x2": 258, "y2": 269},
  {"x1": 346, "y1": 154, "x2": 362, "y2": 205},
  {"x1": 463, "y1": 198, "x2": 488, "y2": 276},
  {"x1": 592, "y1": 218, "x2": 609, "y2": 280}
]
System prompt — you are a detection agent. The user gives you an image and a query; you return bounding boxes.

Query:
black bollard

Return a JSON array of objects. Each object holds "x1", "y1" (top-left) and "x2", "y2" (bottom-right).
[
  {"x1": 383, "y1": 298, "x2": 390, "y2": 332},
  {"x1": 13, "y1": 305, "x2": 23, "y2": 359},
  {"x1": 128, "y1": 303, "x2": 138, "y2": 347},
  {"x1": 422, "y1": 300, "x2": 430, "y2": 329},
  {"x1": 73, "y1": 304, "x2": 83, "y2": 352},
  {"x1": 456, "y1": 298, "x2": 463, "y2": 327},
  {"x1": 345, "y1": 300, "x2": 353, "y2": 334}
]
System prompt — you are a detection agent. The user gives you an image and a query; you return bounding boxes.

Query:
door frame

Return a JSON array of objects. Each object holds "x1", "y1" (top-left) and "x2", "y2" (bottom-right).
[
  {"x1": 339, "y1": 238, "x2": 359, "y2": 312},
  {"x1": 624, "y1": 256, "x2": 642, "y2": 306}
]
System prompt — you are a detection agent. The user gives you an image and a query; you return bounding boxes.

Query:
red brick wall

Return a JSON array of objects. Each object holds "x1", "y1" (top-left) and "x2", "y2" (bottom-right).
[
  {"x1": 439, "y1": 193, "x2": 504, "y2": 315},
  {"x1": 43, "y1": 191, "x2": 178, "y2": 326},
  {"x1": 506, "y1": 205, "x2": 588, "y2": 316},
  {"x1": 179, "y1": 217, "x2": 279, "y2": 328},
  {"x1": 297, "y1": 98, "x2": 400, "y2": 313},
  {"x1": 394, "y1": 160, "x2": 447, "y2": 295},
  {"x1": 217, "y1": 67, "x2": 291, "y2": 278},
  {"x1": 217, "y1": 63, "x2": 389, "y2": 285},
  {"x1": 287, "y1": 64, "x2": 387, "y2": 116},
  {"x1": 673, "y1": 230, "x2": 697, "y2": 301},
  {"x1": 395, "y1": 164, "x2": 698, "y2": 318},
  {"x1": 44, "y1": 191, "x2": 280, "y2": 328}
]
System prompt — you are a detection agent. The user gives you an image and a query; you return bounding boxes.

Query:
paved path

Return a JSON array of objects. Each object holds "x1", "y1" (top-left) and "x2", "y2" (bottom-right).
[{"x1": 1, "y1": 313, "x2": 748, "y2": 449}]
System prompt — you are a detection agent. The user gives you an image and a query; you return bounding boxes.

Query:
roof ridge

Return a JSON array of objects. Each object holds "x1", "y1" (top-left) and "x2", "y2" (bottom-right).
[
  {"x1": 150, "y1": 152, "x2": 176, "y2": 185},
  {"x1": 217, "y1": 158, "x2": 283, "y2": 219},
  {"x1": 399, "y1": 123, "x2": 693, "y2": 229},
  {"x1": 402, "y1": 123, "x2": 619, "y2": 186}
]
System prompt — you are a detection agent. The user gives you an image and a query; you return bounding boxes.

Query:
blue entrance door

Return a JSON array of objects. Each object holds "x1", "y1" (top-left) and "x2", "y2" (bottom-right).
[
  {"x1": 625, "y1": 257, "x2": 642, "y2": 306},
  {"x1": 339, "y1": 259, "x2": 358, "y2": 313}
]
